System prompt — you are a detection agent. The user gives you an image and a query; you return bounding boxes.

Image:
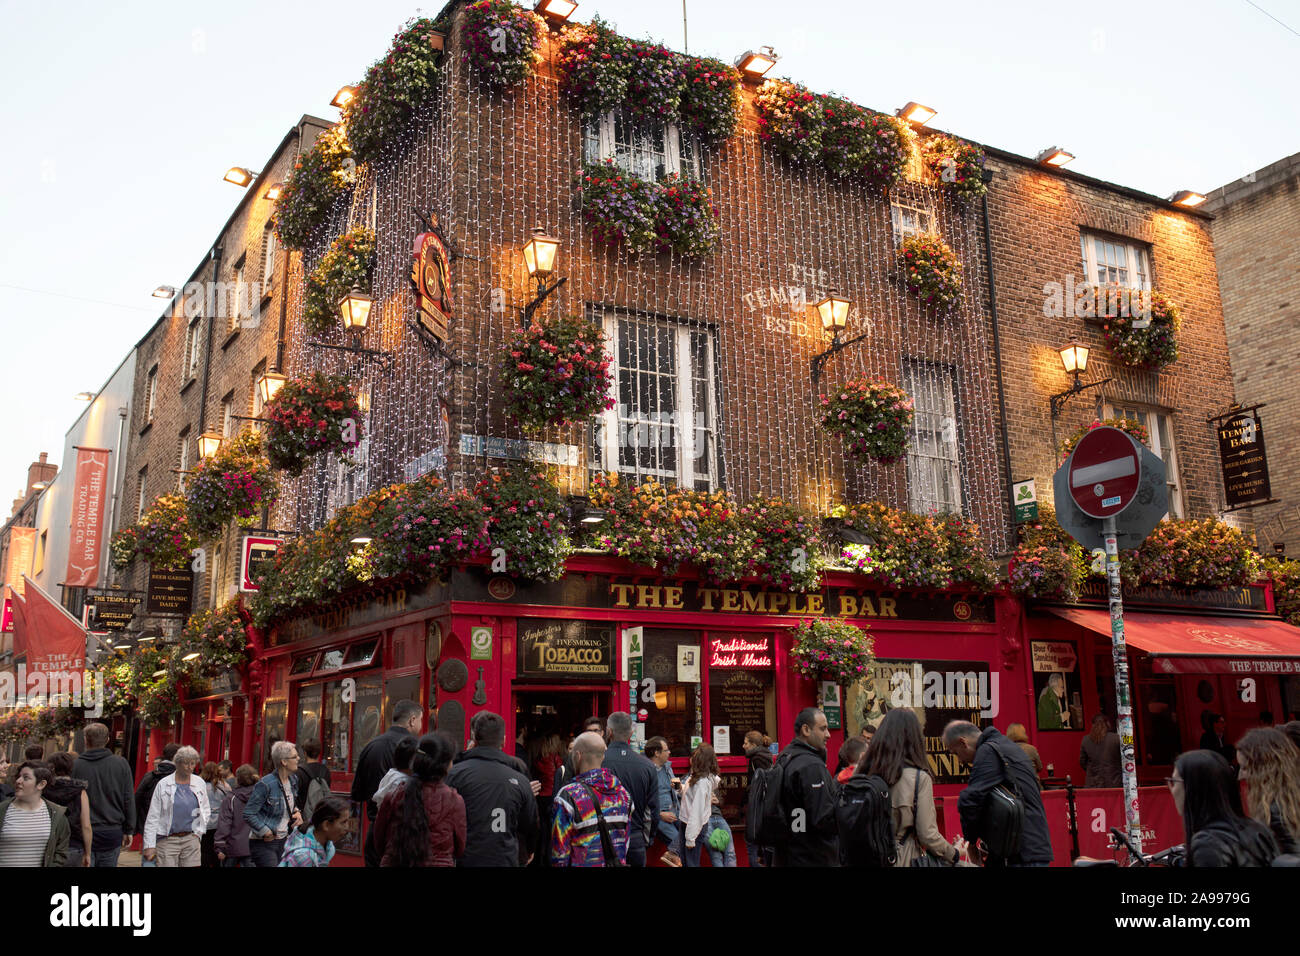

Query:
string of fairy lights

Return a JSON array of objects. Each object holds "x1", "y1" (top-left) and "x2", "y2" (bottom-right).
[{"x1": 273, "y1": 30, "x2": 1008, "y2": 556}]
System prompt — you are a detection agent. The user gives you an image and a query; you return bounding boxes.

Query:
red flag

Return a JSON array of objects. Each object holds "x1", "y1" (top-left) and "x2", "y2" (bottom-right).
[
  {"x1": 65, "y1": 447, "x2": 111, "y2": 588},
  {"x1": 14, "y1": 575, "x2": 85, "y2": 673},
  {"x1": 10, "y1": 586, "x2": 28, "y2": 657}
]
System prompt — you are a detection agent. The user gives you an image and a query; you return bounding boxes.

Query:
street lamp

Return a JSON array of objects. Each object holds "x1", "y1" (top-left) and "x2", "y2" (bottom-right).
[
  {"x1": 897, "y1": 102, "x2": 937, "y2": 126},
  {"x1": 735, "y1": 46, "x2": 778, "y2": 80},
  {"x1": 339, "y1": 289, "x2": 374, "y2": 333},
  {"x1": 197, "y1": 432, "x2": 223, "y2": 461},
  {"x1": 257, "y1": 370, "x2": 287, "y2": 405},
  {"x1": 74, "y1": 392, "x2": 95, "y2": 402},
  {"x1": 520, "y1": 226, "x2": 566, "y2": 326},
  {"x1": 1035, "y1": 147, "x2": 1074, "y2": 168},
  {"x1": 223, "y1": 167, "x2": 259, "y2": 187},
  {"x1": 1049, "y1": 338, "x2": 1110, "y2": 420},
  {"x1": 534, "y1": 0, "x2": 577, "y2": 23},
  {"x1": 810, "y1": 290, "x2": 868, "y2": 385}
]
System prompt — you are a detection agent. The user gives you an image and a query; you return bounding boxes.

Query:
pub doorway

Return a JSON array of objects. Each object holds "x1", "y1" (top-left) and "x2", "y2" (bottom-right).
[{"x1": 513, "y1": 687, "x2": 611, "y2": 760}]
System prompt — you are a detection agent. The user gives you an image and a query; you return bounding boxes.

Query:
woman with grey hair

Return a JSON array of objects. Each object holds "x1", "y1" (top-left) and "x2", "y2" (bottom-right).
[
  {"x1": 142, "y1": 746, "x2": 210, "y2": 867},
  {"x1": 243, "y1": 740, "x2": 303, "y2": 867}
]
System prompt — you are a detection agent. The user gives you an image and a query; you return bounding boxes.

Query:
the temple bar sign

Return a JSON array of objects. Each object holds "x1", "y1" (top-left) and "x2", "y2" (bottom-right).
[{"x1": 1217, "y1": 412, "x2": 1272, "y2": 510}]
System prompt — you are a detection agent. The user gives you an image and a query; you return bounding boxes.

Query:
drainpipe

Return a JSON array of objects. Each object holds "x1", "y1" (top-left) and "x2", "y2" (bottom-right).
[
  {"x1": 979, "y1": 171, "x2": 1016, "y2": 552},
  {"x1": 102, "y1": 405, "x2": 129, "y2": 588},
  {"x1": 199, "y1": 244, "x2": 223, "y2": 436}
]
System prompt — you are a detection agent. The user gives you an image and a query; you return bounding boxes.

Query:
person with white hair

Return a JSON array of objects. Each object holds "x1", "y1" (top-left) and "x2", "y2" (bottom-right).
[
  {"x1": 142, "y1": 745, "x2": 210, "y2": 867},
  {"x1": 244, "y1": 740, "x2": 304, "y2": 867}
]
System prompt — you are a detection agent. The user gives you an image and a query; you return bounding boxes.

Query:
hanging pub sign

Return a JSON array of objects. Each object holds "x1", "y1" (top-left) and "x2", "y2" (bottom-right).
[
  {"x1": 1216, "y1": 410, "x2": 1273, "y2": 511},
  {"x1": 410, "y1": 221, "x2": 453, "y2": 343},
  {"x1": 147, "y1": 567, "x2": 194, "y2": 617},
  {"x1": 87, "y1": 592, "x2": 138, "y2": 632},
  {"x1": 517, "y1": 618, "x2": 615, "y2": 679},
  {"x1": 241, "y1": 535, "x2": 286, "y2": 592}
]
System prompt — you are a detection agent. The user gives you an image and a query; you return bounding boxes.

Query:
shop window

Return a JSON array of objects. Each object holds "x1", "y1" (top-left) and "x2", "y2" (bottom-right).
[
  {"x1": 593, "y1": 314, "x2": 718, "y2": 491},
  {"x1": 319, "y1": 681, "x2": 351, "y2": 772},
  {"x1": 1080, "y1": 232, "x2": 1151, "y2": 291},
  {"x1": 903, "y1": 359, "x2": 963, "y2": 515},
  {"x1": 707, "y1": 633, "x2": 777, "y2": 755},
  {"x1": 295, "y1": 687, "x2": 321, "y2": 752},
  {"x1": 318, "y1": 647, "x2": 346, "y2": 672},
  {"x1": 344, "y1": 638, "x2": 379, "y2": 668},
  {"x1": 641, "y1": 629, "x2": 703, "y2": 757},
  {"x1": 384, "y1": 674, "x2": 422, "y2": 730},
  {"x1": 262, "y1": 699, "x2": 287, "y2": 774},
  {"x1": 290, "y1": 652, "x2": 318, "y2": 676},
  {"x1": 353, "y1": 676, "x2": 384, "y2": 758},
  {"x1": 890, "y1": 202, "x2": 934, "y2": 244},
  {"x1": 1136, "y1": 679, "x2": 1180, "y2": 768},
  {"x1": 1104, "y1": 404, "x2": 1183, "y2": 519},
  {"x1": 583, "y1": 108, "x2": 702, "y2": 182}
]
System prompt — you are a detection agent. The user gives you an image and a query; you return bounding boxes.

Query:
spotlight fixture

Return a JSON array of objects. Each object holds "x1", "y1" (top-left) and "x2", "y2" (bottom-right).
[
  {"x1": 897, "y1": 102, "x2": 937, "y2": 126},
  {"x1": 1169, "y1": 190, "x2": 1206, "y2": 208},
  {"x1": 331, "y1": 86, "x2": 358, "y2": 109},
  {"x1": 534, "y1": 0, "x2": 578, "y2": 23},
  {"x1": 74, "y1": 392, "x2": 95, "y2": 402},
  {"x1": 735, "y1": 46, "x2": 778, "y2": 79},
  {"x1": 152, "y1": 285, "x2": 177, "y2": 299},
  {"x1": 223, "y1": 167, "x2": 258, "y2": 187},
  {"x1": 1035, "y1": 147, "x2": 1074, "y2": 168},
  {"x1": 263, "y1": 182, "x2": 284, "y2": 201}
]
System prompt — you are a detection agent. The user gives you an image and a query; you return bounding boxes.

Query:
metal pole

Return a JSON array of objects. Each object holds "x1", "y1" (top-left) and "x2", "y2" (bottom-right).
[
  {"x1": 1103, "y1": 514, "x2": 1142, "y2": 854},
  {"x1": 682, "y1": 0, "x2": 688, "y2": 53}
]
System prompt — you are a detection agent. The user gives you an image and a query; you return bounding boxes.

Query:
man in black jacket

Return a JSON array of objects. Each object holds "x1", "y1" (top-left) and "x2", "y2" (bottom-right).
[
  {"x1": 602, "y1": 711, "x2": 658, "y2": 867},
  {"x1": 351, "y1": 699, "x2": 421, "y2": 866},
  {"x1": 773, "y1": 707, "x2": 840, "y2": 867},
  {"x1": 946, "y1": 721, "x2": 1053, "y2": 866},
  {"x1": 71, "y1": 722, "x2": 137, "y2": 867},
  {"x1": 133, "y1": 742, "x2": 178, "y2": 835},
  {"x1": 447, "y1": 711, "x2": 539, "y2": 866}
]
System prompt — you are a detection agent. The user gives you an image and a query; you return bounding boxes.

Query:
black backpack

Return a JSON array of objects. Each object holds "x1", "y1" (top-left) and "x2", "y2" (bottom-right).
[
  {"x1": 981, "y1": 746, "x2": 1024, "y2": 861},
  {"x1": 835, "y1": 773, "x2": 896, "y2": 867},
  {"x1": 746, "y1": 753, "x2": 792, "y2": 846}
]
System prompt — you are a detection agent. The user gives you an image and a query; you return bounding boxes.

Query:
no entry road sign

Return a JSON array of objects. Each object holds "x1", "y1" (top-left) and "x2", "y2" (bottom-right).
[{"x1": 1068, "y1": 427, "x2": 1141, "y2": 519}]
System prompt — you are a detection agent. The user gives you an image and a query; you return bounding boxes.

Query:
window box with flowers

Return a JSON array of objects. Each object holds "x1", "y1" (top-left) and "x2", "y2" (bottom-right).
[
  {"x1": 821, "y1": 96, "x2": 912, "y2": 189},
  {"x1": 922, "y1": 133, "x2": 988, "y2": 201},
  {"x1": 1008, "y1": 504, "x2": 1089, "y2": 601},
  {"x1": 576, "y1": 161, "x2": 720, "y2": 258},
  {"x1": 1097, "y1": 288, "x2": 1181, "y2": 370},
  {"x1": 262, "y1": 372, "x2": 364, "y2": 476},
  {"x1": 303, "y1": 227, "x2": 376, "y2": 337},
  {"x1": 818, "y1": 378, "x2": 914, "y2": 465},
  {"x1": 899, "y1": 234, "x2": 963, "y2": 310},
  {"x1": 273, "y1": 125, "x2": 355, "y2": 251},
  {"x1": 110, "y1": 494, "x2": 198, "y2": 571},
  {"x1": 754, "y1": 78, "x2": 824, "y2": 165},
  {"x1": 185, "y1": 433, "x2": 279, "y2": 540},
  {"x1": 499, "y1": 314, "x2": 615, "y2": 431},
  {"x1": 461, "y1": 0, "x2": 544, "y2": 88},
  {"x1": 342, "y1": 17, "x2": 444, "y2": 165},
  {"x1": 831, "y1": 501, "x2": 997, "y2": 591},
  {"x1": 790, "y1": 618, "x2": 875, "y2": 688}
]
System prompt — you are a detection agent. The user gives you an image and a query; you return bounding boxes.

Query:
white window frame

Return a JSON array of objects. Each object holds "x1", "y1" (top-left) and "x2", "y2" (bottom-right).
[
  {"x1": 137, "y1": 468, "x2": 148, "y2": 520},
  {"x1": 221, "y1": 395, "x2": 235, "y2": 439},
  {"x1": 903, "y1": 359, "x2": 963, "y2": 516},
  {"x1": 1081, "y1": 232, "x2": 1151, "y2": 291},
  {"x1": 184, "y1": 319, "x2": 202, "y2": 379},
  {"x1": 891, "y1": 202, "x2": 935, "y2": 244},
  {"x1": 231, "y1": 260, "x2": 246, "y2": 332},
  {"x1": 594, "y1": 314, "x2": 718, "y2": 492},
  {"x1": 261, "y1": 227, "x2": 277, "y2": 291},
  {"x1": 145, "y1": 366, "x2": 158, "y2": 422},
  {"x1": 584, "y1": 109, "x2": 701, "y2": 181},
  {"x1": 178, "y1": 434, "x2": 189, "y2": 492},
  {"x1": 1104, "y1": 404, "x2": 1183, "y2": 519}
]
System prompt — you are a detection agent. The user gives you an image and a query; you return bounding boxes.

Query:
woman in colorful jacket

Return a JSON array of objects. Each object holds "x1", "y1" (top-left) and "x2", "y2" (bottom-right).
[
  {"x1": 279, "y1": 797, "x2": 351, "y2": 867},
  {"x1": 243, "y1": 740, "x2": 302, "y2": 867}
]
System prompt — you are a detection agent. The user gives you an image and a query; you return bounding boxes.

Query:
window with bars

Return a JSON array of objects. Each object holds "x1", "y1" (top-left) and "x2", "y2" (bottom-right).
[
  {"x1": 583, "y1": 109, "x2": 702, "y2": 182},
  {"x1": 1105, "y1": 404, "x2": 1183, "y2": 519},
  {"x1": 891, "y1": 202, "x2": 934, "y2": 244},
  {"x1": 592, "y1": 315, "x2": 718, "y2": 492},
  {"x1": 1080, "y1": 233, "x2": 1151, "y2": 290},
  {"x1": 903, "y1": 359, "x2": 963, "y2": 515}
]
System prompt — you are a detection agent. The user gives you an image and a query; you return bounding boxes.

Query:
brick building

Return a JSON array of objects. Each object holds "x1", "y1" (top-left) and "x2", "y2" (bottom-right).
[{"x1": 1204, "y1": 152, "x2": 1300, "y2": 555}]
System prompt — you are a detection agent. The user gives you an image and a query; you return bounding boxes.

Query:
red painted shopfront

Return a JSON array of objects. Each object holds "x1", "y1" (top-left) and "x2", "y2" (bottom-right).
[{"x1": 223, "y1": 555, "x2": 1030, "y2": 863}]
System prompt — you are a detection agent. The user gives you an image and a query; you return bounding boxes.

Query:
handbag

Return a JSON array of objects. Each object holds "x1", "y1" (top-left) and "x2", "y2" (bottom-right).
[
  {"x1": 901, "y1": 768, "x2": 953, "y2": 868},
  {"x1": 580, "y1": 783, "x2": 627, "y2": 868},
  {"x1": 981, "y1": 746, "x2": 1025, "y2": 861}
]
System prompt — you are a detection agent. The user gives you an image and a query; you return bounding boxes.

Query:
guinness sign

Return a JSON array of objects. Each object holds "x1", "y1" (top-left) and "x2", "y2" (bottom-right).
[{"x1": 410, "y1": 221, "x2": 452, "y2": 342}]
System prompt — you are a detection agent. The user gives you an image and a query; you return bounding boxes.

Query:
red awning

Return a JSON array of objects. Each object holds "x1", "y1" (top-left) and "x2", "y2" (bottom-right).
[{"x1": 1043, "y1": 606, "x2": 1300, "y2": 675}]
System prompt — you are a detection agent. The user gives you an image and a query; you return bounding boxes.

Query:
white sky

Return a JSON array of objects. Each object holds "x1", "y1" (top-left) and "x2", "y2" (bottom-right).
[{"x1": 1, "y1": 0, "x2": 1296, "y2": 499}]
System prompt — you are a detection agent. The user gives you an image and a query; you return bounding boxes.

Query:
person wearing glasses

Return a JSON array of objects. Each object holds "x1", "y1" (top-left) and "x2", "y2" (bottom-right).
[
  {"x1": 244, "y1": 741, "x2": 303, "y2": 867},
  {"x1": 1168, "y1": 750, "x2": 1278, "y2": 867}
]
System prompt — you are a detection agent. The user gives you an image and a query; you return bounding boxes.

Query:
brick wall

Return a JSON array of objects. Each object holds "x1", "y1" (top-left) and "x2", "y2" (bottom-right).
[{"x1": 1205, "y1": 153, "x2": 1300, "y2": 554}]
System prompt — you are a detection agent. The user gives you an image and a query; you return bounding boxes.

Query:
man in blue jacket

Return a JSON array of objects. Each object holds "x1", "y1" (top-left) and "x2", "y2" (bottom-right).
[
  {"x1": 645, "y1": 735, "x2": 681, "y2": 866},
  {"x1": 945, "y1": 721, "x2": 1053, "y2": 866},
  {"x1": 602, "y1": 712, "x2": 658, "y2": 867}
]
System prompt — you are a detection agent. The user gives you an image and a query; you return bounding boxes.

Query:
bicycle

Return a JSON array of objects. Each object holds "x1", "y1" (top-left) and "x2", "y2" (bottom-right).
[{"x1": 1073, "y1": 827, "x2": 1185, "y2": 867}]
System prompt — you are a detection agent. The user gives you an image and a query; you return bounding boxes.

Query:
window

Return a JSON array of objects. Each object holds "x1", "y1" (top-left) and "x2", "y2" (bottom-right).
[
  {"x1": 1105, "y1": 404, "x2": 1183, "y2": 519},
  {"x1": 210, "y1": 543, "x2": 223, "y2": 608},
  {"x1": 891, "y1": 202, "x2": 934, "y2": 243},
  {"x1": 177, "y1": 432, "x2": 190, "y2": 492},
  {"x1": 1080, "y1": 233, "x2": 1151, "y2": 290},
  {"x1": 184, "y1": 319, "x2": 202, "y2": 379},
  {"x1": 34, "y1": 531, "x2": 47, "y2": 576},
  {"x1": 221, "y1": 394, "x2": 235, "y2": 439},
  {"x1": 145, "y1": 366, "x2": 158, "y2": 423},
  {"x1": 136, "y1": 467, "x2": 148, "y2": 520},
  {"x1": 903, "y1": 359, "x2": 963, "y2": 515},
  {"x1": 583, "y1": 108, "x2": 702, "y2": 182},
  {"x1": 250, "y1": 363, "x2": 266, "y2": 434},
  {"x1": 642, "y1": 629, "x2": 703, "y2": 756},
  {"x1": 260, "y1": 226, "x2": 277, "y2": 292},
  {"x1": 593, "y1": 315, "x2": 718, "y2": 491},
  {"x1": 230, "y1": 258, "x2": 246, "y2": 332},
  {"x1": 293, "y1": 673, "x2": 416, "y2": 774}
]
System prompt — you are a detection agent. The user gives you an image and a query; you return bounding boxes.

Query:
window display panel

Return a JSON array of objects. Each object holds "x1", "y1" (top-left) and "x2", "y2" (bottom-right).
[
  {"x1": 262, "y1": 700, "x2": 287, "y2": 774},
  {"x1": 295, "y1": 686, "x2": 321, "y2": 749},
  {"x1": 320, "y1": 681, "x2": 350, "y2": 772},
  {"x1": 384, "y1": 674, "x2": 422, "y2": 731},
  {"x1": 642, "y1": 629, "x2": 702, "y2": 756},
  {"x1": 353, "y1": 676, "x2": 384, "y2": 757},
  {"x1": 706, "y1": 633, "x2": 776, "y2": 757}
]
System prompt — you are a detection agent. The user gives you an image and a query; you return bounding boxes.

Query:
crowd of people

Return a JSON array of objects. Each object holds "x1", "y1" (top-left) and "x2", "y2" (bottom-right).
[{"x1": 2, "y1": 708, "x2": 1299, "y2": 868}]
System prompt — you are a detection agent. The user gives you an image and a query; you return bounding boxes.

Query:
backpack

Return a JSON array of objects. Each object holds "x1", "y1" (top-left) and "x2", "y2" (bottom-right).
[
  {"x1": 746, "y1": 753, "x2": 792, "y2": 846},
  {"x1": 301, "y1": 772, "x2": 331, "y2": 822},
  {"x1": 835, "y1": 773, "x2": 896, "y2": 867},
  {"x1": 981, "y1": 745, "x2": 1024, "y2": 861}
]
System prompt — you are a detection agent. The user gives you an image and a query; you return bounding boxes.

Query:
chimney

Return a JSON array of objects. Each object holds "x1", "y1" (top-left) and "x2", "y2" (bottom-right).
[{"x1": 24, "y1": 451, "x2": 58, "y2": 500}]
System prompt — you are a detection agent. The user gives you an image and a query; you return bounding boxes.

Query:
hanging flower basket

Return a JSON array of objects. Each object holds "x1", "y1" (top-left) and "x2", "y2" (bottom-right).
[
  {"x1": 819, "y1": 379, "x2": 914, "y2": 464},
  {"x1": 262, "y1": 372, "x2": 364, "y2": 476},
  {"x1": 342, "y1": 18, "x2": 444, "y2": 165},
  {"x1": 899, "y1": 234, "x2": 963, "y2": 309},
  {"x1": 1100, "y1": 289, "x2": 1180, "y2": 370},
  {"x1": 185, "y1": 433, "x2": 279, "y2": 539},
  {"x1": 111, "y1": 494, "x2": 197, "y2": 571},
  {"x1": 832, "y1": 502, "x2": 996, "y2": 591},
  {"x1": 1008, "y1": 542, "x2": 1088, "y2": 601},
  {"x1": 181, "y1": 598, "x2": 251, "y2": 676},
  {"x1": 555, "y1": 18, "x2": 634, "y2": 115},
  {"x1": 462, "y1": 0, "x2": 545, "y2": 87},
  {"x1": 678, "y1": 56, "x2": 742, "y2": 141},
  {"x1": 577, "y1": 161, "x2": 720, "y2": 257},
  {"x1": 273, "y1": 125, "x2": 355, "y2": 250},
  {"x1": 922, "y1": 133, "x2": 988, "y2": 201},
  {"x1": 790, "y1": 618, "x2": 875, "y2": 686},
  {"x1": 1060, "y1": 417, "x2": 1150, "y2": 463},
  {"x1": 754, "y1": 78, "x2": 824, "y2": 165},
  {"x1": 303, "y1": 227, "x2": 376, "y2": 337},
  {"x1": 655, "y1": 173, "x2": 721, "y2": 257},
  {"x1": 500, "y1": 314, "x2": 615, "y2": 431},
  {"x1": 821, "y1": 97, "x2": 911, "y2": 189}
]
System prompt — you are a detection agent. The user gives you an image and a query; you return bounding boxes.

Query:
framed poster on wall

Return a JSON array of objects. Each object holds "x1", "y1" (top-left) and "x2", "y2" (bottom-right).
[{"x1": 1031, "y1": 640, "x2": 1084, "y2": 731}]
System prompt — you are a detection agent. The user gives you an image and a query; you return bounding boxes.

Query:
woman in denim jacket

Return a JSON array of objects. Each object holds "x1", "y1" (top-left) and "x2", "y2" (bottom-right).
[{"x1": 243, "y1": 741, "x2": 302, "y2": 867}]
